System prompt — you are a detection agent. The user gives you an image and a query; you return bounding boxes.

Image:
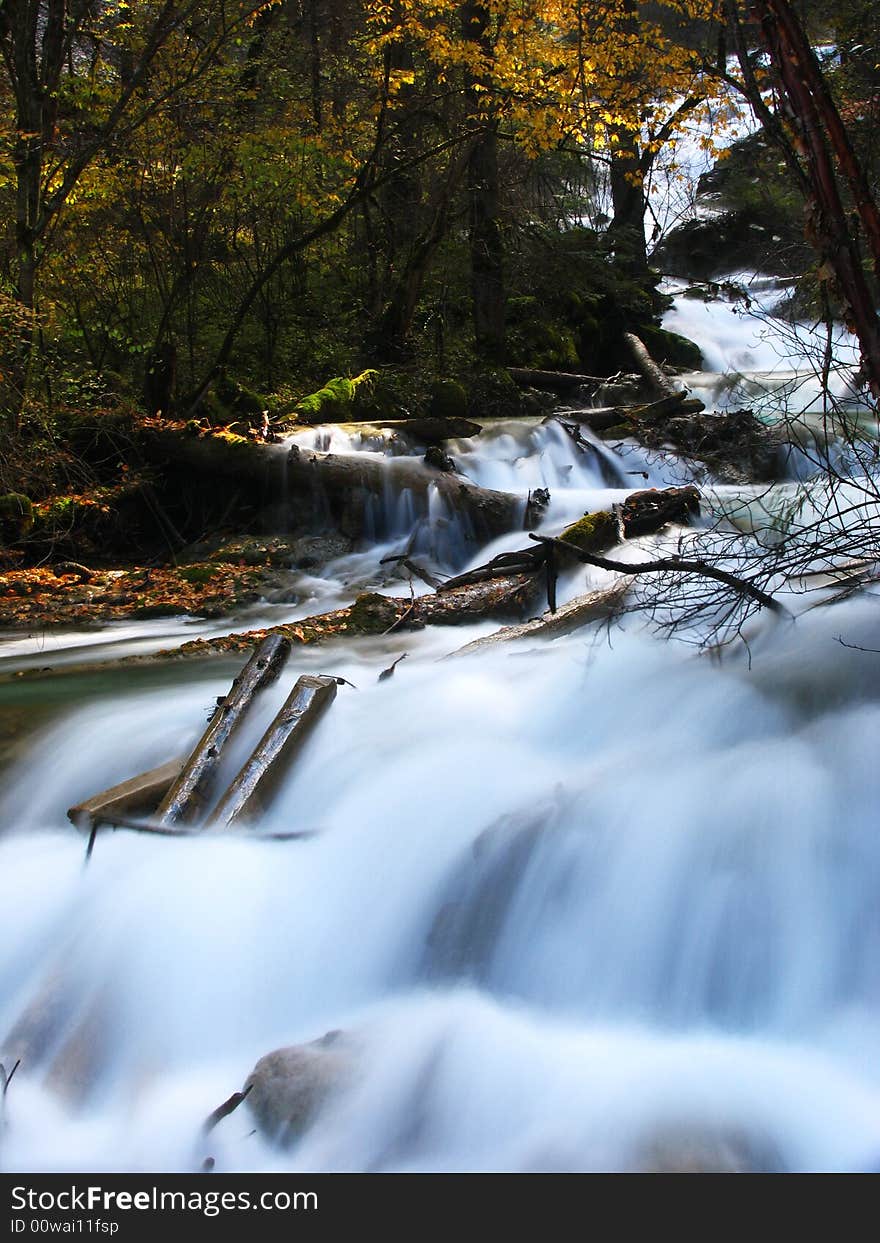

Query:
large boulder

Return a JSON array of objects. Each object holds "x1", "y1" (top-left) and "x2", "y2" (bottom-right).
[{"x1": 244, "y1": 1030, "x2": 352, "y2": 1147}]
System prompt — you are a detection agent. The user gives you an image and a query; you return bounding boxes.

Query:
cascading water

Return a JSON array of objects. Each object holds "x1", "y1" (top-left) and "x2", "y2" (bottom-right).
[{"x1": 2, "y1": 279, "x2": 880, "y2": 1173}]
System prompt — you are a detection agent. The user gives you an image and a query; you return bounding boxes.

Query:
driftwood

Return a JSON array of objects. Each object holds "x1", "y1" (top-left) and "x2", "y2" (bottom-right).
[
  {"x1": 209, "y1": 675, "x2": 338, "y2": 828},
  {"x1": 448, "y1": 580, "x2": 630, "y2": 658},
  {"x1": 155, "y1": 632, "x2": 291, "y2": 825},
  {"x1": 622, "y1": 332, "x2": 680, "y2": 399},
  {"x1": 555, "y1": 391, "x2": 704, "y2": 434},
  {"x1": 67, "y1": 757, "x2": 183, "y2": 832}
]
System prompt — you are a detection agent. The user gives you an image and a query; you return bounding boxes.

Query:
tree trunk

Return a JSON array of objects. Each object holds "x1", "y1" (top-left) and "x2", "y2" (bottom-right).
[
  {"x1": 463, "y1": 0, "x2": 505, "y2": 358},
  {"x1": 609, "y1": 127, "x2": 649, "y2": 274},
  {"x1": 738, "y1": 0, "x2": 880, "y2": 395}
]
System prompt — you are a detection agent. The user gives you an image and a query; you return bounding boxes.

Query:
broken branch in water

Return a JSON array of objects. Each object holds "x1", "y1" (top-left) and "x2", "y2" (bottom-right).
[
  {"x1": 1, "y1": 1058, "x2": 21, "y2": 1097},
  {"x1": 202, "y1": 1084, "x2": 252, "y2": 1137},
  {"x1": 527, "y1": 534, "x2": 790, "y2": 615},
  {"x1": 378, "y1": 654, "x2": 408, "y2": 682}
]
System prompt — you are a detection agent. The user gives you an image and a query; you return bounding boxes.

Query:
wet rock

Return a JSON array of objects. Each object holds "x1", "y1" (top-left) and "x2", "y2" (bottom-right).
[
  {"x1": 287, "y1": 533, "x2": 353, "y2": 570},
  {"x1": 244, "y1": 1030, "x2": 351, "y2": 1147},
  {"x1": 424, "y1": 445, "x2": 456, "y2": 473},
  {"x1": 620, "y1": 486, "x2": 701, "y2": 537},
  {"x1": 423, "y1": 796, "x2": 567, "y2": 982},
  {"x1": 632, "y1": 1121, "x2": 785, "y2": 1173}
]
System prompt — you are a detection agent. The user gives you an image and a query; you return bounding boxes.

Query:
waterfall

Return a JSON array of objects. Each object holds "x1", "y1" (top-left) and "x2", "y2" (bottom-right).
[{"x1": 1, "y1": 275, "x2": 879, "y2": 1174}]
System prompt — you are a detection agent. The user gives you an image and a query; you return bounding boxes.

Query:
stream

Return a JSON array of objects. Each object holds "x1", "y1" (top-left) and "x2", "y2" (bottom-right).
[{"x1": 1, "y1": 277, "x2": 880, "y2": 1173}]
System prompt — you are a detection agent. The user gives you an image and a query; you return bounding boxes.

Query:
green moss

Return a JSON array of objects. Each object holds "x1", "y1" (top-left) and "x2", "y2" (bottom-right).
[
  {"x1": 294, "y1": 370, "x2": 378, "y2": 424},
  {"x1": 638, "y1": 324, "x2": 703, "y2": 371},
  {"x1": 345, "y1": 591, "x2": 400, "y2": 634},
  {"x1": 216, "y1": 375, "x2": 269, "y2": 416},
  {"x1": 177, "y1": 564, "x2": 216, "y2": 587},
  {"x1": 429, "y1": 379, "x2": 468, "y2": 420},
  {"x1": 0, "y1": 493, "x2": 34, "y2": 542},
  {"x1": 559, "y1": 510, "x2": 618, "y2": 555},
  {"x1": 467, "y1": 367, "x2": 523, "y2": 418}
]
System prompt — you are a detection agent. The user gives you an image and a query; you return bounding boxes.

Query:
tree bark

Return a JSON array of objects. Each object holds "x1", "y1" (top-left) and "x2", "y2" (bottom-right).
[
  {"x1": 209, "y1": 675, "x2": 338, "y2": 828},
  {"x1": 154, "y1": 633, "x2": 291, "y2": 825},
  {"x1": 462, "y1": 0, "x2": 505, "y2": 358}
]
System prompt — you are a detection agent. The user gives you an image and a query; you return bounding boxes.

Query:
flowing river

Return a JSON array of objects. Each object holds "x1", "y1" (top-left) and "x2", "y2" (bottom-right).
[{"x1": 1, "y1": 281, "x2": 879, "y2": 1173}]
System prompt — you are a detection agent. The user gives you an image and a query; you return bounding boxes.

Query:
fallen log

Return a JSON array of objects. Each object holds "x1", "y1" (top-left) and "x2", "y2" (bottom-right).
[
  {"x1": 142, "y1": 427, "x2": 526, "y2": 543},
  {"x1": 507, "y1": 367, "x2": 610, "y2": 392},
  {"x1": 448, "y1": 580, "x2": 630, "y2": 657},
  {"x1": 67, "y1": 757, "x2": 183, "y2": 832},
  {"x1": 284, "y1": 444, "x2": 525, "y2": 542},
  {"x1": 623, "y1": 332, "x2": 680, "y2": 399},
  {"x1": 438, "y1": 486, "x2": 701, "y2": 599},
  {"x1": 209, "y1": 675, "x2": 338, "y2": 828},
  {"x1": 326, "y1": 417, "x2": 482, "y2": 443},
  {"x1": 555, "y1": 392, "x2": 704, "y2": 434},
  {"x1": 155, "y1": 632, "x2": 291, "y2": 825}
]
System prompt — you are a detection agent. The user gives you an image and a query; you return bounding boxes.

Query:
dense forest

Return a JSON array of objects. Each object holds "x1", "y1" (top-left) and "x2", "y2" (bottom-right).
[{"x1": 0, "y1": 1, "x2": 877, "y2": 588}]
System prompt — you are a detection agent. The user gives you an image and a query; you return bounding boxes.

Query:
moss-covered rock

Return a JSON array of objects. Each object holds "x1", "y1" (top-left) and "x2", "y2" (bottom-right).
[
  {"x1": 215, "y1": 375, "x2": 270, "y2": 417},
  {"x1": 467, "y1": 367, "x2": 524, "y2": 419},
  {"x1": 176, "y1": 564, "x2": 216, "y2": 587},
  {"x1": 429, "y1": 379, "x2": 469, "y2": 420},
  {"x1": 345, "y1": 591, "x2": 400, "y2": 634},
  {"x1": 558, "y1": 510, "x2": 619, "y2": 555},
  {"x1": 0, "y1": 493, "x2": 34, "y2": 542},
  {"x1": 507, "y1": 297, "x2": 581, "y2": 370},
  {"x1": 638, "y1": 324, "x2": 703, "y2": 371}
]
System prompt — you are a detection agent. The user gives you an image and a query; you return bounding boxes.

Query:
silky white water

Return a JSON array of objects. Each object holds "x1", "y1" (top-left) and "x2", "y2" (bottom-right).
[{"x1": 1, "y1": 278, "x2": 879, "y2": 1173}]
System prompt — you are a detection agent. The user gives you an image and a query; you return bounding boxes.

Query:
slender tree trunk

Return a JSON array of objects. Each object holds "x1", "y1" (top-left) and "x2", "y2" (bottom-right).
[{"x1": 462, "y1": 0, "x2": 505, "y2": 359}]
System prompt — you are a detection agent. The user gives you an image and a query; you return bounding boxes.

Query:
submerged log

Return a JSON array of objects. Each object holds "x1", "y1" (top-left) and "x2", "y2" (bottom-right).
[
  {"x1": 155, "y1": 632, "x2": 291, "y2": 825},
  {"x1": 67, "y1": 757, "x2": 183, "y2": 832},
  {"x1": 209, "y1": 675, "x2": 337, "y2": 828}
]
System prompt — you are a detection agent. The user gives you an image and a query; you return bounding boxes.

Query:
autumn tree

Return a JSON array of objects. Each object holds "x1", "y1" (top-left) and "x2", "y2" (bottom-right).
[{"x1": 0, "y1": 1, "x2": 269, "y2": 416}]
